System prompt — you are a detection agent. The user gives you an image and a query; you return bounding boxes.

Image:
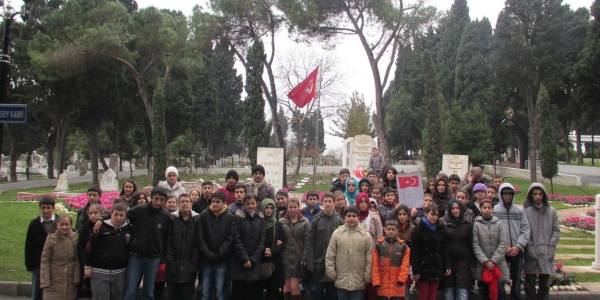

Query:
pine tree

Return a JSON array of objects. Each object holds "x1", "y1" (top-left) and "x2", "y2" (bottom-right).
[
  {"x1": 243, "y1": 39, "x2": 270, "y2": 166},
  {"x1": 437, "y1": 0, "x2": 470, "y2": 101},
  {"x1": 421, "y1": 50, "x2": 445, "y2": 178},
  {"x1": 537, "y1": 85, "x2": 558, "y2": 193},
  {"x1": 152, "y1": 83, "x2": 168, "y2": 186}
]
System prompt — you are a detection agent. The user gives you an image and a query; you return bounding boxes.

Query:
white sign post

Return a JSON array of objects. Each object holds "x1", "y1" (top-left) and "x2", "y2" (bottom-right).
[
  {"x1": 396, "y1": 173, "x2": 424, "y2": 209},
  {"x1": 342, "y1": 135, "x2": 376, "y2": 169},
  {"x1": 257, "y1": 147, "x2": 285, "y2": 192},
  {"x1": 593, "y1": 194, "x2": 600, "y2": 270},
  {"x1": 442, "y1": 154, "x2": 469, "y2": 176}
]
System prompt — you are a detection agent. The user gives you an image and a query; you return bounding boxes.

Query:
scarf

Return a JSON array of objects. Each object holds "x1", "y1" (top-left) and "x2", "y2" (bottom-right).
[
  {"x1": 481, "y1": 267, "x2": 502, "y2": 300},
  {"x1": 344, "y1": 178, "x2": 359, "y2": 205},
  {"x1": 421, "y1": 216, "x2": 436, "y2": 231},
  {"x1": 262, "y1": 199, "x2": 277, "y2": 229},
  {"x1": 209, "y1": 204, "x2": 228, "y2": 217},
  {"x1": 252, "y1": 178, "x2": 267, "y2": 196},
  {"x1": 357, "y1": 193, "x2": 370, "y2": 221}
]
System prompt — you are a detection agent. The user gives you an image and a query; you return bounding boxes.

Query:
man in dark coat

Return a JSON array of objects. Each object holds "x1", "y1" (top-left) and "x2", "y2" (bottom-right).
[{"x1": 330, "y1": 168, "x2": 350, "y2": 193}]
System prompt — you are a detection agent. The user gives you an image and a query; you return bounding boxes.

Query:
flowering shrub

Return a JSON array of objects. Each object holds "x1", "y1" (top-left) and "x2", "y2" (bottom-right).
[
  {"x1": 302, "y1": 190, "x2": 326, "y2": 203},
  {"x1": 587, "y1": 210, "x2": 596, "y2": 217},
  {"x1": 353, "y1": 165, "x2": 367, "y2": 179},
  {"x1": 15, "y1": 194, "x2": 58, "y2": 202},
  {"x1": 513, "y1": 186, "x2": 521, "y2": 194},
  {"x1": 282, "y1": 186, "x2": 296, "y2": 192},
  {"x1": 548, "y1": 194, "x2": 595, "y2": 206},
  {"x1": 549, "y1": 262, "x2": 576, "y2": 286},
  {"x1": 64, "y1": 188, "x2": 152, "y2": 211},
  {"x1": 560, "y1": 216, "x2": 595, "y2": 231}
]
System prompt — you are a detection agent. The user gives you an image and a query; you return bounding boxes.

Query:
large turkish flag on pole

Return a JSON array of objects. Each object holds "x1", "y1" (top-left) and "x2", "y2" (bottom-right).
[{"x1": 287, "y1": 67, "x2": 318, "y2": 108}]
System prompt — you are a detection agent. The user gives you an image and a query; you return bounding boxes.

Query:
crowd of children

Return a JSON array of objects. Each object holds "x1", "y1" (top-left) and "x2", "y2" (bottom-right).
[{"x1": 25, "y1": 165, "x2": 559, "y2": 300}]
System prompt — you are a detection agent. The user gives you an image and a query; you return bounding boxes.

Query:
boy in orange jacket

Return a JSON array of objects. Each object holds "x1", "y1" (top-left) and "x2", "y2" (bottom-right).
[{"x1": 372, "y1": 219, "x2": 411, "y2": 300}]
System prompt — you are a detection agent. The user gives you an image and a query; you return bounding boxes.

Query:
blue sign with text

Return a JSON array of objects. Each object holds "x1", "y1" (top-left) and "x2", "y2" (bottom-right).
[{"x1": 0, "y1": 104, "x2": 27, "y2": 123}]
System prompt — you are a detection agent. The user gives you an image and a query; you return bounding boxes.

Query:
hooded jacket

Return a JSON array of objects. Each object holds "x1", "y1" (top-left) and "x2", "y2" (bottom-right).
[
  {"x1": 40, "y1": 229, "x2": 80, "y2": 300},
  {"x1": 372, "y1": 236, "x2": 411, "y2": 297},
  {"x1": 300, "y1": 203, "x2": 321, "y2": 223},
  {"x1": 158, "y1": 180, "x2": 186, "y2": 199},
  {"x1": 127, "y1": 202, "x2": 171, "y2": 258},
  {"x1": 358, "y1": 178, "x2": 373, "y2": 196},
  {"x1": 330, "y1": 178, "x2": 346, "y2": 193},
  {"x1": 305, "y1": 211, "x2": 345, "y2": 282},
  {"x1": 83, "y1": 219, "x2": 132, "y2": 271},
  {"x1": 197, "y1": 204, "x2": 235, "y2": 263},
  {"x1": 165, "y1": 210, "x2": 199, "y2": 283},
  {"x1": 280, "y1": 214, "x2": 311, "y2": 277},
  {"x1": 523, "y1": 183, "x2": 560, "y2": 275},
  {"x1": 228, "y1": 209, "x2": 266, "y2": 282},
  {"x1": 472, "y1": 215, "x2": 510, "y2": 283},
  {"x1": 442, "y1": 200, "x2": 475, "y2": 289},
  {"x1": 410, "y1": 217, "x2": 449, "y2": 282},
  {"x1": 326, "y1": 224, "x2": 373, "y2": 291},
  {"x1": 493, "y1": 183, "x2": 530, "y2": 250}
]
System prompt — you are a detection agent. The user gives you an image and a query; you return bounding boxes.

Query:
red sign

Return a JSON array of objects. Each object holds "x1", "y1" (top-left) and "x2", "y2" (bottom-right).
[{"x1": 399, "y1": 175, "x2": 420, "y2": 188}]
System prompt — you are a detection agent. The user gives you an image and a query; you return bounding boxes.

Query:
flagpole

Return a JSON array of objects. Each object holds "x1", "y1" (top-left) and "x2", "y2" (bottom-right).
[{"x1": 313, "y1": 66, "x2": 323, "y2": 189}]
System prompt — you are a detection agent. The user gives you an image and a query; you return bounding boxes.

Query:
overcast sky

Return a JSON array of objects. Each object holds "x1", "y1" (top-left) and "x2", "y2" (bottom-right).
[{"x1": 10, "y1": 0, "x2": 595, "y2": 152}]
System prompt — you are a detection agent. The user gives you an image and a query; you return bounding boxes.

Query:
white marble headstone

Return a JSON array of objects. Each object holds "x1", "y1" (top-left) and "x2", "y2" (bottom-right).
[
  {"x1": 342, "y1": 135, "x2": 376, "y2": 169},
  {"x1": 100, "y1": 169, "x2": 119, "y2": 191},
  {"x1": 55, "y1": 173, "x2": 69, "y2": 192},
  {"x1": 442, "y1": 154, "x2": 469, "y2": 176}
]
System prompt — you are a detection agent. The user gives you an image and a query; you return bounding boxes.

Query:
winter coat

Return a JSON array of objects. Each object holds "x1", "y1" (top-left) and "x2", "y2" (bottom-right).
[
  {"x1": 261, "y1": 222, "x2": 286, "y2": 289},
  {"x1": 361, "y1": 210, "x2": 383, "y2": 247},
  {"x1": 472, "y1": 215, "x2": 509, "y2": 283},
  {"x1": 466, "y1": 200, "x2": 482, "y2": 219},
  {"x1": 372, "y1": 237, "x2": 411, "y2": 297},
  {"x1": 228, "y1": 202, "x2": 244, "y2": 215},
  {"x1": 523, "y1": 183, "x2": 560, "y2": 275},
  {"x1": 494, "y1": 183, "x2": 530, "y2": 250},
  {"x1": 25, "y1": 214, "x2": 58, "y2": 271},
  {"x1": 410, "y1": 218, "x2": 449, "y2": 282},
  {"x1": 218, "y1": 184, "x2": 237, "y2": 205},
  {"x1": 377, "y1": 203, "x2": 396, "y2": 224},
  {"x1": 75, "y1": 203, "x2": 108, "y2": 232},
  {"x1": 397, "y1": 222, "x2": 414, "y2": 249},
  {"x1": 127, "y1": 203, "x2": 171, "y2": 258},
  {"x1": 300, "y1": 204, "x2": 321, "y2": 223},
  {"x1": 369, "y1": 153, "x2": 385, "y2": 170},
  {"x1": 158, "y1": 180, "x2": 186, "y2": 199},
  {"x1": 330, "y1": 178, "x2": 346, "y2": 193},
  {"x1": 305, "y1": 211, "x2": 345, "y2": 282},
  {"x1": 83, "y1": 219, "x2": 131, "y2": 270},
  {"x1": 325, "y1": 224, "x2": 373, "y2": 291},
  {"x1": 165, "y1": 210, "x2": 200, "y2": 283},
  {"x1": 244, "y1": 181, "x2": 275, "y2": 203},
  {"x1": 280, "y1": 215, "x2": 310, "y2": 277},
  {"x1": 40, "y1": 230, "x2": 80, "y2": 300},
  {"x1": 442, "y1": 201, "x2": 475, "y2": 289},
  {"x1": 460, "y1": 174, "x2": 492, "y2": 200},
  {"x1": 228, "y1": 209, "x2": 265, "y2": 282},
  {"x1": 197, "y1": 206, "x2": 235, "y2": 263},
  {"x1": 192, "y1": 197, "x2": 211, "y2": 214}
]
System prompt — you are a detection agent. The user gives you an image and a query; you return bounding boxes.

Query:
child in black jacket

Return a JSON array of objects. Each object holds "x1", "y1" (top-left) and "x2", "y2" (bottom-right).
[{"x1": 84, "y1": 203, "x2": 131, "y2": 300}]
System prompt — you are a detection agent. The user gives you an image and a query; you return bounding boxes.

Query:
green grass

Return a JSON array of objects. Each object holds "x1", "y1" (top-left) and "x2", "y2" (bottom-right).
[
  {"x1": 561, "y1": 230, "x2": 595, "y2": 238},
  {"x1": 295, "y1": 184, "x2": 331, "y2": 193},
  {"x1": 559, "y1": 258, "x2": 595, "y2": 266},
  {"x1": 559, "y1": 160, "x2": 600, "y2": 167},
  {"x1": 559, "y1": 239, "x2": 595, "y2": 245},
  {"x1": 555, "y1": 248, "x2": 596, "y2": 255},
  {"x1": 573, "y1": 273, "x2": 600, "y2": 282}
]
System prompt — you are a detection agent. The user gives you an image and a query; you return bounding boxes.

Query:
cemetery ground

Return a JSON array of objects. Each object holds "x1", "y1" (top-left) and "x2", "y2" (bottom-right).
[{"x1": 0, "y1": 174, "x2": 598, "y2": 289}]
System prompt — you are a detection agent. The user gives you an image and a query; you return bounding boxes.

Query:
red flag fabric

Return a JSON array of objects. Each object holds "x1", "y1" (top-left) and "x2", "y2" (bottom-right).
[
  {"x1": 287, "y1": 67, "x2": 318, "y2": 108},
  {"x1": 398, "y1": 175, "x2": 420, "y2": 189}
]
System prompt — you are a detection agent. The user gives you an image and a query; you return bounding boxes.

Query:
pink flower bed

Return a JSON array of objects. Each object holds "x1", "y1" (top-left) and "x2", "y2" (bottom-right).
[
  {"x1": 15, "y1": 194, "x2": 58, "y2": 202},
  {"x1": 560, "y1": 216, "x2": 595, "y2": 231},
  {"x1": 548, "y1": 194, "x2": 595, "y2": 206},
  {"x1": 587, "y1": 210, "x2": 596, "y2": 217},
  {"x1": 64, "y1": 188, "x2": 152, "y2": 211}
]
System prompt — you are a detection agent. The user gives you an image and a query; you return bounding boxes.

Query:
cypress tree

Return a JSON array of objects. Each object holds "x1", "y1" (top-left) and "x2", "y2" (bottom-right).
[
  {"x1": 152, "y1": 83, "x2": 168, "y2": 186},
  {"x1": 243, "y1": 39, "x2": 270, "y2": 166},
  {"x1": 421, "y1": 50, "x2": 445, "y2": 178},
  {"x1": 538, "y1": 85, "x2": 558, "y2": 193}
]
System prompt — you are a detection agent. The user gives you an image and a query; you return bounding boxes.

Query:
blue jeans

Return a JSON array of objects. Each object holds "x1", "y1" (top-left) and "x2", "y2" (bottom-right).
[
  {"x1": 200, "y1": 260, "x2": 228, "y2": 300},
  {"x1": 314, "y1": 281, "x2": 337, "y2": 300},
  {"x1": 443, "y1": 287, "x2": 468, "y2": 300},
  {"x1": 123, "y1": 256, "x2": 161, "y2": 300},
  {"x1": 500, "y1": 251, "x2": 524, "y2": 300},
  {"x1": 31, "y1": 268, "x2": 42, "y2": 300},
  {"x1": 336, "y1": 288, "x2": 363, "y2": 300}
]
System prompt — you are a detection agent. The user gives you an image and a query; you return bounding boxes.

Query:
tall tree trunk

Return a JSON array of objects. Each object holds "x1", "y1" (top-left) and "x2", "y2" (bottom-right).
[
  {"x1": 111, "y1": 119, "x2": 120, "y2": 154},
  {"x1": 26, "y1": 149, "x2": 33, "y2": 181},
  {"x1": 561, "y1": 120, "x2": 570, "y2": 164},
  {"x1": 8, "y1": 125, "x2": 18, "y2": 182},
  {"x1": 88, "y1": 122, "x2": 100, "y2": 185},
  {"x1": 46, "y1": 129, "x2": 56, "y2": 179},
  {"x1": 99, "y1": 150, "x2": 109, "y2": 172},
  {"x1": 55, "y1": 116, "x2": 70, "y2": 175},
  {"x1": 526, "y1": 87, "x2": 539, "y2": 181},
  {"x1": 576, "y1": 125, "x2": 583, "y2": 165},
  {"x1": 295, "y1": 124, "x2": 303, "y2": 175}
]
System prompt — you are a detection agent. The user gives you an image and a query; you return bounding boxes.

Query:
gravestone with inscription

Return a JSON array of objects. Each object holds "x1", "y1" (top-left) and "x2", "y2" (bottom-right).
[
  {"x1": 442, "y1": 154, "x2": 469, "y2": 176},
  {"x1": 342, "y1": 135, "x2": 376, "y2": 170},
  {"x1": 101, "y1": 169, "x2": 119, "y2": 191},
  {"x1": 257, "y1": 147, "x2": 284, "y2": 191},
  {"x1": 55, "y1": 173, "x2": 69, "y2": 192}
]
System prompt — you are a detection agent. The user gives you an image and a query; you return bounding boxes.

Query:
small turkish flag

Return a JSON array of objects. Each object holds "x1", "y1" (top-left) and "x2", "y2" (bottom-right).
[
  {"x1": 287, "y1": 67, "x2": 318, "y2": 108},
  {"x1": 399, "y1": 175, "x2": 420, "y2": 189}
]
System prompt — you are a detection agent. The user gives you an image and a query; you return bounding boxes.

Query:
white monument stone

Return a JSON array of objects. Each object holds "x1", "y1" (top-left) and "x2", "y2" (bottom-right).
[
  {"x1": 100, "y1": 169, "x2": 119, "y2": 191},
  {"x1": 342, "y1": 135, "x2": 377, "y2": 169},
  {"x1": 257, "y1": 147, "x2": 284, "y2": 191},
  {"x1": 442, "y1": 154, "x2": 469, "y2": 176},
  {"x1": 55, "y1": 173, "x2": 69, "y2": 192}
]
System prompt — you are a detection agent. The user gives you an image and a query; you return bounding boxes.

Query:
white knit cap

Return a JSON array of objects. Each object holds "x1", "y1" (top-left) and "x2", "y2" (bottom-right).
[{"x1": 165, "y1": 166, "x2": 178, "y2": 179}]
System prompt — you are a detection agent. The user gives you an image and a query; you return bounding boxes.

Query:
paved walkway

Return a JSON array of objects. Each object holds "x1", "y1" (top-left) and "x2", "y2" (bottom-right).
[{"x1": 0, "y1": 169, "x2": 148, "y2": 191}]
